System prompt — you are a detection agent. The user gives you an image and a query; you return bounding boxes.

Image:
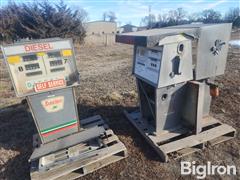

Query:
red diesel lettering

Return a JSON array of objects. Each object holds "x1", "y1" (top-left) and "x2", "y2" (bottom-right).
[{"x1": 24, "y1": 43, "x2": 53, "y2": 52}]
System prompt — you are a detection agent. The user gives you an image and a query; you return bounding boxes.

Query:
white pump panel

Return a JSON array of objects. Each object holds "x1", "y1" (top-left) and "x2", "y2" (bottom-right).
[{"x1": 1, "y1": 39, "x2": 79, "y2": 97}]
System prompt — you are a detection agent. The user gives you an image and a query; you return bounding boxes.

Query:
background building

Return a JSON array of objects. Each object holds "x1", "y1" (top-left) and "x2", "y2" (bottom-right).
[
  {"x1": 84, "y1": 21, "x2": 117, "y2": 46},
  {"x1": 118, "y1": 24, "x2": 138, "y2": 33}
]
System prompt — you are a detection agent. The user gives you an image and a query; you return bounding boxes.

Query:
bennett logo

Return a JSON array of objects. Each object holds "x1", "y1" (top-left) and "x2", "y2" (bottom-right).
[
  {"x1": 41, "y1": 96, "x2": 64, "y2": 113},
  {"x1": 24, "y1": 43, "x2": 53, "y2": 52},
  {"x1": 181, "y1": 161, "x2": 237, "y2": 179},
  {"x1": 35, "y1": 79, "x2": 66, "y2": 92}
]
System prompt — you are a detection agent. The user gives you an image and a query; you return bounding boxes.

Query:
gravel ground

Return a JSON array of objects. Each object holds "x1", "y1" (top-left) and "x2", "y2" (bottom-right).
[{"x1": 0, "y1": 33, "x2": 239, "y2": 179}]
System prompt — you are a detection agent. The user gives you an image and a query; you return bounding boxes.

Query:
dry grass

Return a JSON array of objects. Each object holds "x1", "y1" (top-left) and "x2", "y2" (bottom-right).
[{"x1": 0, "y1": 37, "x2": 239, "y2": 179}]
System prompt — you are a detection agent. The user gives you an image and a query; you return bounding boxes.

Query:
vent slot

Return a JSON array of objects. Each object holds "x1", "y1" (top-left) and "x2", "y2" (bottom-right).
[
  {"x1": 51, "y1": 67, "x2": 65, "y2": 72},
  {"x1": 48, "y1": 51, "x2": 61, "y2": 58},
  {"x1": 22, "y1": 54, "x2": 38, "y2": 62},
  {"x1": 26, "y1": 71, "x2": 42, "y2": 76},
  {"x1": 25, "y1": 63, "x2": 40, "y2": 70},
  {"x1": 50, "y1": 60, "x2": 63, "y2": 67}
]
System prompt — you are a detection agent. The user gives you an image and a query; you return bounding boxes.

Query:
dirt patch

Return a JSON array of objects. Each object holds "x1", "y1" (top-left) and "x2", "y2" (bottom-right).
[{"x1": 0, "y1": 40, "x2": 239, "y2": 179}]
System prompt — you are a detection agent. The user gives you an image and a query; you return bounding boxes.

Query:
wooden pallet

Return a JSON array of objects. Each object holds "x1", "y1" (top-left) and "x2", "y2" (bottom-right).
[
  {"x1": 124, "y1": 110, "x2": 236, "y2": 162},
  {"x1": 30, "y1": 115, "x2": 127, "y2": 180}
]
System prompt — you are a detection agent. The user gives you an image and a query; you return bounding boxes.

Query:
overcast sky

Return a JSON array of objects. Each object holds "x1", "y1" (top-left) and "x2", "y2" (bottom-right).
[{"x1": 1, "y1": 0, "x2": 239, "y2": 26}]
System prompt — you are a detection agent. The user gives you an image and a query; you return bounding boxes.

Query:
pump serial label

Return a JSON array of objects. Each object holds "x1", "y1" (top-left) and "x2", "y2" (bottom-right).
[{"x1": 35, "y1": 79, "x2": 66, "y2": 92}]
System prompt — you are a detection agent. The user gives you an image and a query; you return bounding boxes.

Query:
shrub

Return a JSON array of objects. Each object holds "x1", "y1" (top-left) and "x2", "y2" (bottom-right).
[{"x1": 0, "y1": 1, "x2": 87, "y2": 43}]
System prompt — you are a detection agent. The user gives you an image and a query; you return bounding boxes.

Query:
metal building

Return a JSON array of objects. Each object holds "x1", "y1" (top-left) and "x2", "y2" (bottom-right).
[{"x1": 84, "y1": 21, "x2": 117, "y2": 45}]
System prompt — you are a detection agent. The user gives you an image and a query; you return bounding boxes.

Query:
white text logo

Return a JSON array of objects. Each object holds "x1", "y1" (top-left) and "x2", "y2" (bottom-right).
[{"x1": 181, "y1": 161, "x2": 237, "y2": 179}]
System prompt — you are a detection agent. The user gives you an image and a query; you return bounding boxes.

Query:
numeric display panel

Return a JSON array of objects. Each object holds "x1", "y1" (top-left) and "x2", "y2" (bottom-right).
[
  {"x1": 1, "y1": 39, "x2": 80, "y2": 97},
  {"x1": 134, "y1": 47, "x2": 162, "y2": 85}
]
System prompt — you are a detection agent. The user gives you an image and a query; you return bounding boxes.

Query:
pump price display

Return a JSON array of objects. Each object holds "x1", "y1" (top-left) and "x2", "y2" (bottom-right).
[
  {"x1": 1, "y1": 38, "x2": 80, "y2": 97},
  {"x1": 35, "y1": 79, "x2": 66, "y2": 92}
]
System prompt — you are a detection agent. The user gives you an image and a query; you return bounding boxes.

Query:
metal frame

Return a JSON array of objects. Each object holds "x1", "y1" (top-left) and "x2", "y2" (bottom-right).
[
  {"x1": 30, "y1": 125, "x2": 105, "y2": 161},
  {"x1": 117, "y1": 23, "x2": 235, "y2": 161}
]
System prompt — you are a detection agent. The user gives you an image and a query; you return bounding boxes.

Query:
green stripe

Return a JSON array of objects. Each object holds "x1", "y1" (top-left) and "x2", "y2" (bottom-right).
[{"x1": 41, "y1": 119, "x2": 77, "y2": 134}]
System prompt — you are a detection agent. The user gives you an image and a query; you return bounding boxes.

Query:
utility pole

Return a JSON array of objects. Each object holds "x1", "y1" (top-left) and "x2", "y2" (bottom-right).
[{"x1": 148, "y1": 5, "x2": 151, "y2": 29}]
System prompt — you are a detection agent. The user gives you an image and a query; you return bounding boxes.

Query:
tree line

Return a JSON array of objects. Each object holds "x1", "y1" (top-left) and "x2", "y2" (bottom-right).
[
  {"x1": 102, "y1": 11, "x2": 117, "y2": 22},
  {"x1": 0, "y1": 1, "x2": 87, "y2": 43},
  {"x1": 0, "y1": 1, "x2": 239, "y2": 43},
  {"x1": 140, "y1": 8, "x2": 240, "y2": 29}
]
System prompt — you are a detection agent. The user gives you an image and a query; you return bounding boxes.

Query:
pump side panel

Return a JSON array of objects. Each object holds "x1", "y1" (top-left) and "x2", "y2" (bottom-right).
[
  {"x1": 158, "y1": 39, "x2": 193, "y2": 87},
  {"x1": 195, "y1": 24, "x2": 231, "y2": 80},
  {"x1": 155, "y1": 82, "x2": 187, "y2": 133},
  {"x1": 28, "y1": 88, "x2": 79, "y2": 143}
]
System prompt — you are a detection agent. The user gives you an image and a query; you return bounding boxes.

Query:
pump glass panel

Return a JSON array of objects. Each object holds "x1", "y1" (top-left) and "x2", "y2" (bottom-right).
[
  {"x1": 2, "y1": 39, "x2": 79, "y2": 97},
  {"x1": 134, "y1": 47, "x2": 162, "y2": 85}
]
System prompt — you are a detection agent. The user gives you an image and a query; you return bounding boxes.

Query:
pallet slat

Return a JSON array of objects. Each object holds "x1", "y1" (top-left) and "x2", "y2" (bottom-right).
[
  {"x1": 159, "y1": 124, "x2": 235, "y2": 153},
  {"x1": 124, "y1": 110, "x2": 168, "y2": 162},
  {"x1": 31, "y1": 142, "x2": 126, "y2": 180},
  {"x1": 80, "y1": 115, "x2": 102, "y2": 125},
  {"x1": 59, "y1": 147, "x2": 126, "y2": 180},
  {"x1": 208, "y1": 133, "x2": 235, "y2": 146},
  {"x1": 31, "y1": 115, "x2": 127, "y2": 180},
  {"x1": 124, "y1": 110, "x2": 236, "y2": 162}
]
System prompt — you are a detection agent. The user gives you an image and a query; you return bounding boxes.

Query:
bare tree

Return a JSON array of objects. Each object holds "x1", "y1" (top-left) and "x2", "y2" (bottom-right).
[
  {"x1": 140, "y1": 14, "x2": 156, "y2": 28},
  {"x1": 143, "y1": 7, "x2": 239, "y2": 29},
  {"x1": 200, "y1": 9, "x2": 222, "y2": 23},
  {"x1": 102, "y1": 11, "x2": 117, "y2": 22},
  {"x1": 225, "y1": 7, "x2": 240, "y2": 27},
  {"x1": 166, "y1": 8, "x2": 187, "y2": 26},
  {"x1": 103, "y1": 12, "x2": 107, "y2": 21},
  {"x1": 108, "y1": 11, "x2": 117, "y2": 22},
  {"x1": 175, "y1": 8, "x2": 187, "y2": 23},
  {"x1": 188, "y1": 12, "x2": 201, "y2": 22}
]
